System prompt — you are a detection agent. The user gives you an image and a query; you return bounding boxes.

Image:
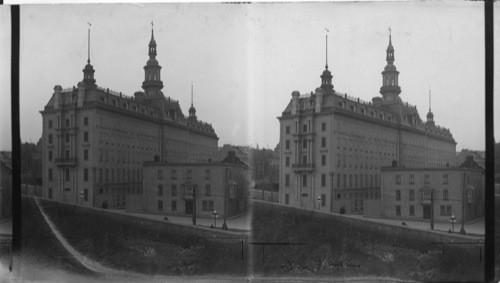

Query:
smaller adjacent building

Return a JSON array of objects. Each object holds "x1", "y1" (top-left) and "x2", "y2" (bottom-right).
[
  {"x1": 0, "y1": 152, "x2": 12, "y2": 219},
  {"x1": 380, "y1": 156, "x2": 484, "y2": 222},
  {"x1": 139, "y1": 152, "x2": 248, "y2": 218}
]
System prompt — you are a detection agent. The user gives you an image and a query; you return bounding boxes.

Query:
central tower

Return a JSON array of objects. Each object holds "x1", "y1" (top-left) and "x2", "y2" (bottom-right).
[
  {"x1": 380, "y1": 29, "x2": 401, "y2": 103},
  {"x1": 142, "y1": 22, "x2": 164, "y2": 96}
]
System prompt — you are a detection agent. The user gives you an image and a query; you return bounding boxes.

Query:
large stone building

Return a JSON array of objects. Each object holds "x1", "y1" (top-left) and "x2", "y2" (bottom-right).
[
  {"x1": 40, "y1": 27, "x2": 219, "y2": 208},
  {"x1": 380, "y1": 156, "x2": 484, "y2": 223},
  {"x1": 139, "y1": 151, "x2": 248, "y2": 219},
  {"x1": 278, "y1": 34, "x2": 456, "y2": 213}
]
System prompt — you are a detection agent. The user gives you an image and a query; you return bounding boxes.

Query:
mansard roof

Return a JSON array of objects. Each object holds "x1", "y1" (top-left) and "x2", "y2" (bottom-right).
[
  {"x1": 42, "y1": 84, "x2": 218, "y2": 138},
  {"x1": 280, "y1": 90, "x2": 455, "y2": 143}
]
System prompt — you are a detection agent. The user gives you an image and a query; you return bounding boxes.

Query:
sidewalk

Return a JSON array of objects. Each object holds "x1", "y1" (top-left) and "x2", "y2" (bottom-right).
[{"x1": 109, "y1": 209, "x2": 251, "y2": 232}]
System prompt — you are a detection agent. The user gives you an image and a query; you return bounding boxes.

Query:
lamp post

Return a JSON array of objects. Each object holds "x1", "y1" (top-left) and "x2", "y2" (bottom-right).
[
  {"x1": 317, "y1": 196, "x2": 322, "y2": 210},
  {"x1": 460, "y1": 171, "x2": 466, "y2": 235},
  {"x1": 212, "y1": 210, "x2": 219, "y2": 228},
  {"x1": 450, "y1": 214, "x2": 456, "y2": 233}
]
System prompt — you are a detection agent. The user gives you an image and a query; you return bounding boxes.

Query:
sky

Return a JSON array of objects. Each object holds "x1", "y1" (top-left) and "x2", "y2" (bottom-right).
[
  {"x1": 0, "y1": 7, "x2": 11, "y2": 150},
  {"x1": 0, "y1": 2, "x2": 496, "y2": 151}
]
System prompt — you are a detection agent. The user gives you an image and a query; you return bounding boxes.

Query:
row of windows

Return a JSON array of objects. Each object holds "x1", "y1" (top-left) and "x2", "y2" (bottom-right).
[
  {"x1": 158, "y1": 200, "x2": 215, "y2": 212},
  {"x1": 284, "y1": 137, "x2": 327, "y2": 150},
  {"x1": 395, "y1": 174, "x2": 449, "y2": 185},
  {"x1": 395, "y1": 189, "x2": 449, "y2": 201},
  {"x1": 47, "y1": 149, "x2": 90, "y2": 162},
  {"x1": 285, "y1": 122, "x2": 328, "y2": 135},
  {"x1": 47, "y1": 131, "x2": 89, "y2": 145},
  {"x1": 158, "y1": 184, "x2": 212, "y2": 197},
  {"x1": 284, "y1": 173, "x2": 380, "y2": 188},
  {"x1": 158, "y1": 200, "x2": 177, "y2": 211},
  {"x1": 395, "y1": 205, "x2": 453, "y2": 217},
  {"x1": 48, "y1": 168, "x2": 143, "y2": 183},
  {"x1": 47, "y1": 116, "x2": 89, "y2": 130},
  {"x1": 158, "y1": 169, "x2": 212, "y2": 180}
]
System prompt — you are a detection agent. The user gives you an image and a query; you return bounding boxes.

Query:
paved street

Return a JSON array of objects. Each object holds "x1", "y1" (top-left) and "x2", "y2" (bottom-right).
[{"x1": 108, "y1": 209, "x2": 251, "y2": 232}]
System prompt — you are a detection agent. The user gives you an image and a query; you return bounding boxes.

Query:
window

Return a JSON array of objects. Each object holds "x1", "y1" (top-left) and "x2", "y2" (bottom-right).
[
  {"x1": 409, "y1": 174, "x2": 415, "y2": 185},
  {"x1": 48, "y1": 120, "x2": 53, "y2": 129},
  {"x1": 321, "y1": 194, "x2": 326, "y2": 207},
  {"x1": 321, "y1": 137, "x2": 326, "y2": 148},
  {"x1": 205, "y1": 169, "x2": 211, "y2": 180},
  {"x1": 302, "y1": 140, "x2": 307, "y2": 149},
  {"x1": 230, "y1": 185, "x2": 236, "y2": 197},
  {"x1": 396, "y1": 205, "x2": 401, "y2": 216},
  {"x1": 286, "y1": 126, "x2": 290, "y2": 134},
  {"x1": 443, "y1": 174, "x2": 449, "y2": 185},
  {"x1": 99, "y1": 168, "x2": 102, "y2": 183},
  {"x1": 409, "y1": 189, "x2": 415, "y2": 201},
  {"x1": 396, "y1": 174, "x2": 401, "y2": 185},
  {"x1": 205, "y1": 184, "x2": 211, "y2": 196},
  {"x1": 186, "y1": 169, "x2": 192, "y2": 180},
  {"x1": 409, "y1": 205, "x2": 415, "y2": 216},
  {"x1": 84, "y1": 132, "x2": 89, "y2": 142},
  {"x1": 65, "y1": 133, "x2": 70, "y2": 143},
  {"x1": 84, "y1": 149, "x2": 88, "y2": 161},
  {"x1": 171, "y1": 201, "x2": 177, "y2": 211},
  {"x1": 48, "y1": 169, "x2": 53, "y2": 181},
  {"x1": 349, "y1": 174, "x2": 352, "y2": 187},
  {"x1": 48, "y1": 134, "x2": 53, "y2": 144},
  {"x1": 321, "y1": 174, "x2": 326, "y2": 187},
  {"x1": 65, "y1": 119, "x2": 70, "y2": 127},
  {"x1": 424, "y1": 174, "x2": 430, "y2": 185},
  {"x1": 84, "y1": 189, "x2": 88, "y2": 201},
  {"x1": 302, "y1": 155, "x2": 307, "y2": 163},
  {"x1": 443, "y1": 189, "x2": 449, "y2": 201},
  {"x1": 285, "y1": 140, "x2": 290, "y2": 150},
  {"x1": 158, "y1": 185, "x2": 163, "y2": 196},
  {"x1": 209, "y1": 201, "x2": 214, "y2": 211},
  {"x1": 321, "y1": 122, "x2": 326, "y2": 132},
  {"x1": 203, "y1": 201, "x2": 214, "y2": 211},
  {"x1": 285, "y1": 156, "x2": 290, "y2": 167},
  {"x1": 285, "y1": 174, "x2": 290, "y2": 187},
  {"x1": 343, "y1": 174, "x2": 346, "y2": 188},
  {"x1": 48, "y1": 188, "x2": 53, "y2": 199},
  {"x1": 321, "y1": 155, "x2": 326, "y2": 166},
  {"x1": 303, "y1": 124, "x2": 307, "y2": 133},
  {"x1": 65, "y1": 150, "x2": 70, "y2": 159},
  {"x1": 158, "y1": 169, "x2": 163, "y2": 180},
  {"x1": 84, "y1": 168, "x2": 88, "y2": 182},
  {"x1": 395, "y1": 190, "x2": 401, "y2": 201},
  {"x1": 48, "y1": 151, "x2": 53, "y2": 161},
  {"x1": 336, "y1": 174, "x2": 340, "y2": 188},
  {"x1": 285, "y1": 193, "x2": 289, "y2": 205},
  {"x1": 202, "y1": 201, "x2": 208, "y2": 211},
  {"x1": 171, "y1": 185, "x2": 177, "y2": 196},
  {"x1": 171, "y1": 169, "x2": 177, "y2": 180},
  {"x1": 158, "y1": 200, "x2": 163, "y2": 211},
  {"x1": 440, "y1": 205, "x2": 446, "y2": 216},
  {"x1": 446, "y1": 205, "x2": 452, "y2": 216},
  {"x1": 65, "y1": 168, "x2": 70, "y2": 181},
  {"x1": 106, "y1": 169, "x2": 109, "y2": 182},
  {"x1": 84, "y1": 117, "x2": 88, "y2": 126},
  {"x1": 302, "y1": 174, "x2": 307, "y2": 187}
]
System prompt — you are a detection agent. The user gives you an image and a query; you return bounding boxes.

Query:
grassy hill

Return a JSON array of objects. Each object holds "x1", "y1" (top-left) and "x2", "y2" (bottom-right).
[
  {"x1": 35, "y1": 198, "x2": 249, "y2": 277},
  {"x1": 251, "y1": 201, "x2": 483, "y2": 282}
]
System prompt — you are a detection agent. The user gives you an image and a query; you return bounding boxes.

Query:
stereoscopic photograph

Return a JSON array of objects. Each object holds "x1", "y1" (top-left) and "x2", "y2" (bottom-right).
[{"x1": 0, "y1": 1, "x2": 496, "y2": 282}]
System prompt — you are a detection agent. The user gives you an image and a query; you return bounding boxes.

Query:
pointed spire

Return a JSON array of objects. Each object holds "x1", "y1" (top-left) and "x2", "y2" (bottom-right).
[
  {"x1": 148, "y1": 20, "x2": 157, "y2": 59},
  {"x1": 429, "y1": 87, "x2": 431, "y2": 112},
  {"x1": 191, "y1": 81, "x2": 194, "y2": 107},
  {"x1": 189, "y1": 81, "x2": 197, "y2": 120},
  {"x1": 320, "y1": 28, "x2": 333, "y2": 91},
  {"x1": 87, "y1": 22, "x2": 91, "y2": 63},
  {"x1": 325, "y1": 34, "x2": 328, "y2": 69},
  {"x1": 426, "y1": 86, "x2": 434, "y2": 124}
]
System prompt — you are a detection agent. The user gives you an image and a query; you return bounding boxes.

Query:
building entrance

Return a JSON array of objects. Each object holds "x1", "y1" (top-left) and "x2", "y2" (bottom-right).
[
  {"x1": 423, "y1": 205, "x2": 431, "y2": 219},
  {"x1": 185, "y1": 200, "x2": 193, "y2": 214}
]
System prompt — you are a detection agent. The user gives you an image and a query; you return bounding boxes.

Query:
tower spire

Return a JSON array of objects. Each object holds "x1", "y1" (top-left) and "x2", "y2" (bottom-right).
[
  {"x1": 426, "y1": 86, "x2": 434, "y2": 125},
  {"x1": 189, "y1": 81, "x2": 197, "y2": 120},
  {"x1": 320, "y1": 28, "x2": 333, "y2": 91},
  {"x1": 429, "y1": 87, "x2": 431, "y2": 112},
  {"x1": 142, "y1": 21, "x2": 163, "y2": 95},
  {"x1": 379, "y1": 28, "x2": 401, "y2": 101},
  {"x1": 82, "y1": 22, "x2": 96, "y2": 88},
  {"x1": 87, "y1": 22, "x2": 91, "y2": 63}
]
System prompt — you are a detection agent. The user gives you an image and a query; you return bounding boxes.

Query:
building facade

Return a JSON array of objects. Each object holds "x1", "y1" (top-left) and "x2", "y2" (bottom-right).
[
  {"x1": 278, "y1": 34, "x2": 456, "y2": 214},
  {"x1": 0, "y1": 152, "x2": 12, "y2": 219},
  {"x1": 380, "y1": 156, "x2": 484, "y2": 222},
  {"x1": 40, "y1": 27, "x2": 219, "y2": 208},
  {"x1": 141, "y1": 152, "x2": 248, "y2": 218}
]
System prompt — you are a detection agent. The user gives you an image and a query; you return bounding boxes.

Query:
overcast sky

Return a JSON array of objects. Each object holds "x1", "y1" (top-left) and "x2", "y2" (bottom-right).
[{"x1": 0, "y1": 2, "x2": 497, "y2": 151}]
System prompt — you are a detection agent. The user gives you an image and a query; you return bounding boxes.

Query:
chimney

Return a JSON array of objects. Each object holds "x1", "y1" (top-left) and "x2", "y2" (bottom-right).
[
  {"x1": 53, "y1": 85, "x2": 62, "y2": 109},
  {"x1": 291, "y1": 91, "x2": 300, "y2": 115}
]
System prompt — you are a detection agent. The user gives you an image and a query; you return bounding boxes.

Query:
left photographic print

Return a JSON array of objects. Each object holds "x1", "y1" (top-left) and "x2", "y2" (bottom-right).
[
  {"x1": 14, "y1": 4, "x2": 251, "y2": 281},
  {"x1": 0, "y1": 5, "x2": 13, "y2": 280}
]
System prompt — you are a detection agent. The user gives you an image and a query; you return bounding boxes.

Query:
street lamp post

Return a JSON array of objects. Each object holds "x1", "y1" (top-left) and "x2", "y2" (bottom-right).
[
  {"x1": 460, "y1": 171, "x2": 466, "y2": 235},
  {"x1": 317, "y1": 196, "x2": 322, "y2": 210},
  {"x1": 212, "y1": 210, "x2": 219, "y2": 228},
  {"x1": 450, "y1": 214, "x2": 456, "y2": 233}
]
